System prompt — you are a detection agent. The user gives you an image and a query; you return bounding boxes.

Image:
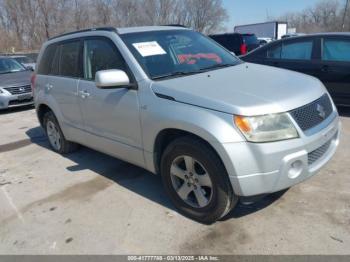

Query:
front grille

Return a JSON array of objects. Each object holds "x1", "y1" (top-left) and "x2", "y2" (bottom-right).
[
  {"x1": 308, "y1": 139, "x2": 332, "y2": 165},
  {"x1": 4, "y1": 85, "x2": 31, "y2": 95},
  {"x1": 290, "y1": 94, "x2": 333, "y2": 131}
]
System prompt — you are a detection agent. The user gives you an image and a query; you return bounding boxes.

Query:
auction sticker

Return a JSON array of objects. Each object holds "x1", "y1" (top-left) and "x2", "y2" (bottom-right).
[{"x1": 132, "y1": 41, "x2": 166, "y2": 57}]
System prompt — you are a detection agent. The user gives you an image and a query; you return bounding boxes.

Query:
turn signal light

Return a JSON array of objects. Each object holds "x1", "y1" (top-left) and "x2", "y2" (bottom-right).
[{"x1": 234, "y1": 116, "x2": 251, "y2": 133}]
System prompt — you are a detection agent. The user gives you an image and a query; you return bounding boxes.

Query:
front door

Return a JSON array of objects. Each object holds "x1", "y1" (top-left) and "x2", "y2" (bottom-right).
[
  {"x1": 263, "y1": 38, "x2": 320, "y2": 78},
  {"x1": 77, "y1": 37, "x2": 144, "y2": 166}
]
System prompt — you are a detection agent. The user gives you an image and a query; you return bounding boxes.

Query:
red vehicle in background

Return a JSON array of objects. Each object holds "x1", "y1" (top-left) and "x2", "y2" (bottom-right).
[{"x1": 209, "y1": 33, "x2": 260, "y2": 56}]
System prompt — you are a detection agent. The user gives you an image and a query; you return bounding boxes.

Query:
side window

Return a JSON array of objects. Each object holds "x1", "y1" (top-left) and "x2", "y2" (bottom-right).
[
  {"x1": 50, "y1": 46, "x2": 61, "y2": 76},
  {"x1": 59, "y1": 41, "x2": 82, "y2": 78},
  {"x1": 83, "y1": 38, "x2": 128, "y2": 80},
  {"x1": 323, "y1": 39, "x2": 350, "y2": 62},
  {"x1": 281, "y1": 41, "x2": 313, "y2": 60},
  {"x1": 267, "y1": 44, "x2": 282, "y2": 59},
  {"x1": 37, "y1": 44, "x2": 56, "y2": 75}
]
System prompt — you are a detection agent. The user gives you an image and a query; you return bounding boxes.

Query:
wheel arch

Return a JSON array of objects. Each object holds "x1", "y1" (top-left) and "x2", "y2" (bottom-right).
[
  {"x1": 37, "y1": 103, "x2": 53, "y2": 127},
  {"x1": 152, "y1": 128, "x2": 230, "y2": 177}
]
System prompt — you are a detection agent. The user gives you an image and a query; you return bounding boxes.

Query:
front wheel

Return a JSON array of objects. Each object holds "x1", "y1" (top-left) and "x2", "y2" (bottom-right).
[{"x1": 160, "y1": 137, "x2": 238, "y2": 224}]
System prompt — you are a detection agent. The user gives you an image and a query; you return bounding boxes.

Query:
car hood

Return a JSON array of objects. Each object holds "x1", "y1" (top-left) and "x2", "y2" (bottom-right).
[
  {"x1": 151, "y1": 63, "x2": 327, "y2": 116},
  {"x1": 0, "y1": 70, "x2": 32, "y2": 87}
]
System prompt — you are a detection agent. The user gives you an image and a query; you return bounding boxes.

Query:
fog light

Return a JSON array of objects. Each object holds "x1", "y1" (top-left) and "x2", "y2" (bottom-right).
[{"x1": 288, "y1": 160, "x2": 303, "y2": 179}]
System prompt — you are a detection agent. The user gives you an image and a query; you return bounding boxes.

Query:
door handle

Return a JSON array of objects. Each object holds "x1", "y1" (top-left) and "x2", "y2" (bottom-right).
[{"x1": 79, "y1": 90, "x2": 90, "y2": 98}]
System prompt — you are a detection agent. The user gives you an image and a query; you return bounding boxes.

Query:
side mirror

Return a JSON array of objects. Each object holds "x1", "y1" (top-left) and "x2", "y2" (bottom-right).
[{"x1": 95, "y1": 69, "x2": 130, "y2": 89}]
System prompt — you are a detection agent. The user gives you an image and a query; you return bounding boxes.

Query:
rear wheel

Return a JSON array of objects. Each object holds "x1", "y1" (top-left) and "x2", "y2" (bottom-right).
[
  {"x1": 43, "y1": 111, "x2": 79, "y2": 154},
  {"x1": 161, "y1": 137, "x2": 238, "y2": 224}
]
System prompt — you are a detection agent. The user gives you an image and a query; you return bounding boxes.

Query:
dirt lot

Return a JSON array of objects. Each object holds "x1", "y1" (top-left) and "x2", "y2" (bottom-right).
[{"x1": 0, "y1": 106, "x2": 349, "y2": 255}]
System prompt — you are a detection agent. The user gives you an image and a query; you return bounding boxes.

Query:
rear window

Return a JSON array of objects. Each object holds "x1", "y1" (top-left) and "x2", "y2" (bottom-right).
[
  {"x1": 37, "y1": 44, "x2": 56, "y2": 75},
  {"x1": 242, "y1": 35, "x2": 259, "y2": 45},
  {"x1": 209, "y1": 34, "x2": 241, "y2": 51}
]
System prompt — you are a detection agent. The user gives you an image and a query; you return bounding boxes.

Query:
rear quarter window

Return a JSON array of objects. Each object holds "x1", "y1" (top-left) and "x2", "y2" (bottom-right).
[{"x1": 37, "y1": 44, "x2": 56, "y2": 75}]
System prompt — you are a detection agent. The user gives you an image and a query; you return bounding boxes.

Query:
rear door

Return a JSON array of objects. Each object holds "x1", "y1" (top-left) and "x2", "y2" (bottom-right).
[
  {"x1": 44, "y1": 40, "x2": 85, "y2": 137},
  {"x1": 77, "y1": 36, "x2": 144, "y2": 166},
  {"x1": 317, "y1": 36, "x2": 350, "y2": 105}
]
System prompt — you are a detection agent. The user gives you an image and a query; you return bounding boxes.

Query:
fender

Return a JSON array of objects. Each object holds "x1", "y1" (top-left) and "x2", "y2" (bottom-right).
[{"x1": 140, "y1": 94, "x2": 245, "y2": 174}]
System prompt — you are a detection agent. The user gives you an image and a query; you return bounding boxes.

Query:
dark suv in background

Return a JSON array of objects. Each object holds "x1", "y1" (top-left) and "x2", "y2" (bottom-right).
[
  {"x1": 209, "y1": 33, "x2": 260, "y2": 56},
  {"x1": 242, "y1": 33, "x2": 350, "y2": 106}
]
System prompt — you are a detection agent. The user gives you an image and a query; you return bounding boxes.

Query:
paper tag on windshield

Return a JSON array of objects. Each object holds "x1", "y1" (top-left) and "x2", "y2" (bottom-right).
[{"x1": 132, "y1": 41, "x2": 166, "y2": 57}]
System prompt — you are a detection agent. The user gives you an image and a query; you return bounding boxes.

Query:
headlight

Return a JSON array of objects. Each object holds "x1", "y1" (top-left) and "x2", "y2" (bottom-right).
[{"x1": 234, "y1": 113, "x2": 299, "y2": 142}]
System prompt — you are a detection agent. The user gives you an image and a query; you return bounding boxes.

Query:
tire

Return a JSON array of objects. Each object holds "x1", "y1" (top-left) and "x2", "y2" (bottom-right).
[
  {"x1": 160, "y1": 136, "x2": 238, "y2": 224},
  {"x1": 43, "y1": 111, "x2": 79, "y2": 154}
]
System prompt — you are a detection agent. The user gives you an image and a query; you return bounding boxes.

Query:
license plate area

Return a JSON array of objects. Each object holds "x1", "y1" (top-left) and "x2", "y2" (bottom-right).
[{"x1": 18, "y1": 94, "x2": 32, "y2": 100}]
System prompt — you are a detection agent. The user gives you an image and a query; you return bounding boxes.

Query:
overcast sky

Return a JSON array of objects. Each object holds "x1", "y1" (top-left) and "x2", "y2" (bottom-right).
[{"x1": 222, "y1": 0, "x2": 328, "y2": 30}]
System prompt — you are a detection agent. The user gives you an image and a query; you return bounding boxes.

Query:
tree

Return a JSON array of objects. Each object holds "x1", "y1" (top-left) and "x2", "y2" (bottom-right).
[
  {"x1": 279, "y1": 0, "x2": 346, "y2": 33},
  {"x1": 0, "y1": 0, "x2": 228, "y2": 52}
]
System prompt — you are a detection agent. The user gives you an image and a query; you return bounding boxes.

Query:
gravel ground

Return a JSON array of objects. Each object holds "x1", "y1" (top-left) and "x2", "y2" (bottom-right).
[{"x1": 0, "y1": 106, "x2": 349, "y2": 255}]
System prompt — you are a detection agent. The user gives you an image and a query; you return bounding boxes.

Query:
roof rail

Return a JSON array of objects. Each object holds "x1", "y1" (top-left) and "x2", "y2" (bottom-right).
[{"x1": 49, "y1": 27, "x2": 117, "y2": 40}]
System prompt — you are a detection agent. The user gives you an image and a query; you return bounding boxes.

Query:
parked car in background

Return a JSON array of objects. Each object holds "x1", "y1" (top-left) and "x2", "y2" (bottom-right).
[
  {"x1": 10, "y1": 55, "x2": 36, "y2": 70},
  {"x1": 209, "y1": 33, "x2": 259, "y2": 55},
  {"x1": 258, "y1": 37, "x2": 273, "y2": 45},
  {"x1": 0, "y1": 57, "x2": 33, "y2": 109},
  {"x1": 34, "y1": 26, "x2": 340, "y2": 223},
  {"x1": 242, "y1": 33, "x2": 350, "y2": 106},
  {"x1": 281, "y1": 33, "x2": 306, "y2": 39}
]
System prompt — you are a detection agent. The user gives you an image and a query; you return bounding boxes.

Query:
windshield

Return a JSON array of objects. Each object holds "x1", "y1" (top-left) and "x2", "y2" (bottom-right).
[
  {"x1": 13, "y1": 56, "x2": 34, "y2": 64},
  {"x1": 0, "y1": 58, "x2": 26, "y2": 74},
  {"x1": 120, "y1": 30, "x2": 241, "y2": 80}
]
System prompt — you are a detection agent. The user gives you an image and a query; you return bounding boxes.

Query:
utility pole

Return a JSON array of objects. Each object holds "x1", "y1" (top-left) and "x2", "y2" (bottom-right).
[{"x1": 342, "y1": 0, "x2": 349, "y2": 31}]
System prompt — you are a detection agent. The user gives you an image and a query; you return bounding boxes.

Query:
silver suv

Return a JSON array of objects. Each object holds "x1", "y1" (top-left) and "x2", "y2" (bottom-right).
[{"x1": 34, "y1": 26, "x2": 340, "y2": 223}]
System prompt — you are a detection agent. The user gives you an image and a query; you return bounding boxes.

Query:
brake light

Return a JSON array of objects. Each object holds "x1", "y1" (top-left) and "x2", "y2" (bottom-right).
[
  {"x1": 240, "y1": 43, "x2": 248, "y2": 55},
  {"x1": 31, "y1": 73, "x2": 36, "y2": 94}
]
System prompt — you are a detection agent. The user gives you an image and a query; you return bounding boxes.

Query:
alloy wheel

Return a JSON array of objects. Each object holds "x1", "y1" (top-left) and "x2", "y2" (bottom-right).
[{"x1": 170, "y1": 155, "x2": 213, "y2": 208}]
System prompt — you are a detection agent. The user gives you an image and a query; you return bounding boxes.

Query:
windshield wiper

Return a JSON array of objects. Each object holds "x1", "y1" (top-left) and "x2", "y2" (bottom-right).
[
  {"x1": 152, "y1": 63, "x2": 238, "y2": 80},
  {"x1": 199, "y1": 63, "x2": 237, "y2": 72},
  {"x1": 152, "y1": 71, "x2": 200, "y2": 80}
]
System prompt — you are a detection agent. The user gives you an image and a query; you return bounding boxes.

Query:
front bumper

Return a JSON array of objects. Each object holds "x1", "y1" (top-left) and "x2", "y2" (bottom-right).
[
  {"x1": 224, "y1": 113, "x2": 340, "y2": 196},
  {"x1": 0, "y1": 92, "x2": 34, "y2": 109}
]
